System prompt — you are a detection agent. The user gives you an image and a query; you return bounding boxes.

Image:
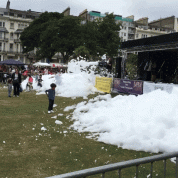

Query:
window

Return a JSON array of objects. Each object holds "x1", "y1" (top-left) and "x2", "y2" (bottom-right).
[
  {"x1": 4, "y1": 12, "x2": 8, "y2": 15},
  {"x1": 0, "y1": 32, "x2": 2, "y2": 39},
  {"x1": 10, "y1": 43, "x2": 13, "y2": 52},
  {"x1": 10, "y1": 33, "x2": 13, "y2": 40},
  {"x1": 0, "y1": 22, "x2": 5, "y2": 27},
  {"x1": 10, "y1": 23, "x2": 14, "y2": 29},
  {"x1": 16, "y1": 44, "x2": 19, "y2": 52},
  {"x1": 0, "y1": 43, "x2": 2, "y2": 51},
  {"x1": 26, "y1": 15, "x2": 31, "y2": 18},
  {"x1": 17, "y1": 33, "x2": 20, "y2": 39},
  {"x1": 20, "y1": 57, "x2": 23, "y2": 62},
  {"x1": 10, "y1": 13, "x2": 14, "y2": 16},
  {"x1": 18, "y1": 24, "x2": 25, "y2": 29},
  {"x1": 20, "y1": 45, "x2": 23, "y2": 52},
  {"x1": 136, "y1": 34, "x2": 139, "y2": 38},
  {"x1": 124, "y1": 33, "x2": 126, "y2": 36},
  {"x1": 18, "y1": 14, "x2": 22, "y2": 17}
]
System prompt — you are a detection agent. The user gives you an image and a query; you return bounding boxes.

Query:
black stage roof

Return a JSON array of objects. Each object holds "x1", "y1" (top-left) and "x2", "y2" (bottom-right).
[{"x1": 121, "y1": 32, "x2": 178, "y2": 52}]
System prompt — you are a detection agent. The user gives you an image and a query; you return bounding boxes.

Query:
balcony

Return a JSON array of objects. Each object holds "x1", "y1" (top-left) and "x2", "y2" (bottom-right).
[
  {"x1": 128, "y1": 23, "x2": 135, "y2": 28},
  {"x1": 14, "y1": 39, "x2": 21, "y2": 43},
  {"x1": 128, "y1": 30, "x2": 135, "y2": 34},
  {"x1": 0, "y1": 37, "x2": 9, "y2": 42}
]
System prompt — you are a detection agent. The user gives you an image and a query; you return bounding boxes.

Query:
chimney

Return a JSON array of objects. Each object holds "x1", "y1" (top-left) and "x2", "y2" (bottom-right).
[{"x1": 6, "y1": 0, "x2": 10, "y2": 10}]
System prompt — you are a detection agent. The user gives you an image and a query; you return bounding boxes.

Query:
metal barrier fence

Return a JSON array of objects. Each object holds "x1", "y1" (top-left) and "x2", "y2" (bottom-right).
[{"x1": 47, "y1": 152, "x2": 178, "y2": 178}]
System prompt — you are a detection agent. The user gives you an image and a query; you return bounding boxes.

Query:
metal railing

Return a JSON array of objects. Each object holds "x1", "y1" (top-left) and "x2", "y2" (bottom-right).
[{"x1": 46, "y1": 152, "x2": 178, "y2": 178}]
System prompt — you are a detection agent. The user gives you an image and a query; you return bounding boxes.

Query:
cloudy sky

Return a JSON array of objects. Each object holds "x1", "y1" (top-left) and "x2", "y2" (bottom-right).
[{"x1": 1, "y1": 0, "x2": 178, "y2": 22}]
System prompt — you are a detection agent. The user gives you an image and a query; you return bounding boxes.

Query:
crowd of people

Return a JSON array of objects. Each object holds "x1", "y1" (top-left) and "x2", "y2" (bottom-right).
[{"x1": 0, "y1": 64, "x2": 65, "y2": 98}]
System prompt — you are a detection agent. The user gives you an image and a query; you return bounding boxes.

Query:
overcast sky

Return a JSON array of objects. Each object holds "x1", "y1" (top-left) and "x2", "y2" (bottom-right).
[{"x1": 1, "y1": 0, "x2": 178, "y2": 22}]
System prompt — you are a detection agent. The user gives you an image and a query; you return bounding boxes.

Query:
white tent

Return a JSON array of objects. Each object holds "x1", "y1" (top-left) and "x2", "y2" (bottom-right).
[{"x1": 33, "y1": 62, "x2": 51, "y2": 67}]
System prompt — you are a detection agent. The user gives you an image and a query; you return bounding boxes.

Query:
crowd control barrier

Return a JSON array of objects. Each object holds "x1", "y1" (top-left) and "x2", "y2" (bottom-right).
[{"x1": 46, "y1": 152, "x2": 178, "y2": 178}]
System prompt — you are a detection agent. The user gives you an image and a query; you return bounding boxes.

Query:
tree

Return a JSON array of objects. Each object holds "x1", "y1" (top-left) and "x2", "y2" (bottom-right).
[
  {"x1": 74, "y1": 46, "x2": 90, "y2": 60},
  {"x1": 81, "y1": 21, "x2": 100, "y2": 57},
  {"x1": 97, "y1": 13, "x2": 121, "y2": 58},
  {"x1": 21, "y1": 12, "x2": 83, "y2": 63},
  {"x1": 126, "y1": 54, "x2": 138, "y2": 79},
  {"x1": 20, "y1": 12, "x2": 64, "y2": 53},
  {"x1": 52, "y1": 15, "x2": 83, "y2": 63}
]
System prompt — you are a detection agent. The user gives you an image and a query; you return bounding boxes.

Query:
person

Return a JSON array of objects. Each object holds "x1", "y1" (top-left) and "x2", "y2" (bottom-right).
[
  {"x1": 151, "y1": 62, "x2": 157, "y2": 82},
  {"x1": 3, "y1": 72, "x2": 8, "y2": 84},
  {"x1": 7, "y1": 78, "x2": 12, "y2": 97},
  {"x1": 44, "y1": 67, "x2": 48, "y2": 75},
  {"x1": 107, "y1": 58, "x2": 112, "y2": 73},
  {"x1": 37, "y1": 75, "x2": 43, "y2": 87},
  {"x1": 26, "y1": 75, "x2": 33, "y2": 91},
  {"x1": 45, "y1": 83, "x2": 56, "y2": 114},
  {"x1": 12, "y1": 69, "x2": 21, "y2": 97}
]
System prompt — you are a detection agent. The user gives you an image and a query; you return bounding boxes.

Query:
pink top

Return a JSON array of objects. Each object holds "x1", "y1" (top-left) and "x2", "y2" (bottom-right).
[{"x1": 28, "y1": 77, "x2": 33, "y2": 83}]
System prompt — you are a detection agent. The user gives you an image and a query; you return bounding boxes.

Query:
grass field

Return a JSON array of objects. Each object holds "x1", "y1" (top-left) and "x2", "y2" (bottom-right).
[{"x1": 0, "y1": 84, "x2": 177, "y2": 178}]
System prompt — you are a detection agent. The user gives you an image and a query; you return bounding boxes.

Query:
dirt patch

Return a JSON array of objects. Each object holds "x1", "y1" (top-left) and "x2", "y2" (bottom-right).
[
  {"x1": 9, "y1": 150, "x2": 21, "y2": 156},
  {"x1": 51, "y1": 146, "x2": 58, "y2": 150},
  {"x1": 1, "y1": 100, "x2": 11, "y2": 106}
]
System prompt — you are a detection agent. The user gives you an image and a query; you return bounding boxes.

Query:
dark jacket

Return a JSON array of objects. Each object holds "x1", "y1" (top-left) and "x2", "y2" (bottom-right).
[
  {"x1": 45, "y1": 89, "x2": 55, "y2": 100},
  {"x1": 12, "y1": 73, "x2": 21, "y2": 84}
]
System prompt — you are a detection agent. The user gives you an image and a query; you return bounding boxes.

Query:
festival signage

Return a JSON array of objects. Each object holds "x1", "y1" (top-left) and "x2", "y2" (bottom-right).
[
  {"x1": 113, "y1": 78, "x2": 143, "y2": 95},
  {"x1": 143, "y1": 81, "x2": 174, "y2": 94},
  {"x1": 95, "y1": 76, "x2": 113, "y2": 93}
]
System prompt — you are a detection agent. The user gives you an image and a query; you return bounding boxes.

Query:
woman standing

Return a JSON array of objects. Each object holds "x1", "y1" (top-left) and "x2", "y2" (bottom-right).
[{"x1": 12, "y1": 69, "x2": 21, "y2": 97}]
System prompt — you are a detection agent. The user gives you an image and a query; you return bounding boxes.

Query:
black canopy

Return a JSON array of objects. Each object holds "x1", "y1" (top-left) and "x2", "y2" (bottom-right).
[{"x1": 0, "y1": 59, "x2": 25, "y2": 65}]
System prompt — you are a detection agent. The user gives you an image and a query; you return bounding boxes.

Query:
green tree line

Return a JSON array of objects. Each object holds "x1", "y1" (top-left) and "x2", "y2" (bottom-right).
[{"x1": 20, "y1": 12, "x2": 121, "y2": 63}]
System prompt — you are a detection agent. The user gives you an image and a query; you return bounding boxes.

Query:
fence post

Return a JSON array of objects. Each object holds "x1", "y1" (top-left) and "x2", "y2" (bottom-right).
[
  {"x1": 164, "y1": 159, "x2": 166, "y2": 178},
  {"x1": 102, "y1": 172, "x2": 105, "y2": 178},
  {"x1": 118, "y1": 169, "x2": 121, "y2": 178},
  {"x1": 176, "y1": 157, "x2": 178, "y2": 178},
  {"x1": 150, "y1": 162, "x2": 153, "y2": 178},
  {"x1": 136, "y1": 165, "x2": 139, "y2": 178}
]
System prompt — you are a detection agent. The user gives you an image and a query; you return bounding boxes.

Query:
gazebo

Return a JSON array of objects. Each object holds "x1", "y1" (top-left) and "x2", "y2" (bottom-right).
[{"x1": 0, "y1": 59, "x2": 25, "y2": 65}]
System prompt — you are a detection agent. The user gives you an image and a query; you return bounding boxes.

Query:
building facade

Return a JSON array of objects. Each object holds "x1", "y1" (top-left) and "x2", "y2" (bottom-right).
[
  {"x1": 134, "y1": 17, "x2": 175, "y2": 40},
  {"x1": 0, "y1": 0, "x2": 41, "y2": 63},
  {"x1": 79, "y1": 10, "x2": 135, "y2": 42}
]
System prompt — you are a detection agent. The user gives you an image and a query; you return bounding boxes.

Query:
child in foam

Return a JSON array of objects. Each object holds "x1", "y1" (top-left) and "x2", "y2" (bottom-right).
[
  {"x1": 37, "y1": 75, "x2": 43, "y2": 87},
  {"x1": 45, "y1": 83, "x2": 56, "y2": 114},
  {"x1": 7, "y1": 78, "x2": 12, "y2": 97},
  {"x1": 26, "y1": 75, "x2": 33, "y2": 91}
]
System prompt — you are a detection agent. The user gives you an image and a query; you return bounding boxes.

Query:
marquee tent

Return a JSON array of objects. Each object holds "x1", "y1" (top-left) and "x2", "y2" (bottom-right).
[
  {"x1": 33, "y1": 62, "x2": 51, "y2": 67},
  {"x1": 0, "y1": 59, "x2": 25, "y2": 65}
]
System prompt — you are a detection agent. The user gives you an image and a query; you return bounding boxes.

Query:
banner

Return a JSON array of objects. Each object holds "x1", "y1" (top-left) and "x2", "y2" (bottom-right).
[
  {"x1": 95, "y1": 77, "x2": 112, "y2": 93},
  {"x1": 113, "y1": 78, "x2": 143, "y2": 95},
  {"x1": 143, "y1": 81, "x2": 174, "y2": 94}
]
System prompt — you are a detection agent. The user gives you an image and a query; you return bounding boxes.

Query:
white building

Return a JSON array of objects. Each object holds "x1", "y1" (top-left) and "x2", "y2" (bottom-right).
[
  {"x1": 0, "y1": 0, "x2": 41, "y2": 63},
  {"x1": 79, "y1": 10, "x2": 135, "y2": 42},
  {"x1": 134, "y1": 17, "x2": 175, "y2": 40}
]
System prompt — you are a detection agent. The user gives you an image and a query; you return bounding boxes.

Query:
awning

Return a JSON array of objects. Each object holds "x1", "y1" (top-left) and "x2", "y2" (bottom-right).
[
  {"x1": 14, "y1": 29, "x2": 23, "y2": 34},
  {"x1": 0, "y1": 27, "x2": 9, "y2": 33},
  {"x1": 0, "y1": 59, "x2": 25, "y2": 65},
  {"x1": 33, "y1": 62, "x2": 51, "y2": 67}
]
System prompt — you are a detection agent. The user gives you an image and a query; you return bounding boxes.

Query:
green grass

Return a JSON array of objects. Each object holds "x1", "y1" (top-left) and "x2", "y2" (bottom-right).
[{"x1": 0, "y1": 84, "x2": 176, "y2": 178}]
